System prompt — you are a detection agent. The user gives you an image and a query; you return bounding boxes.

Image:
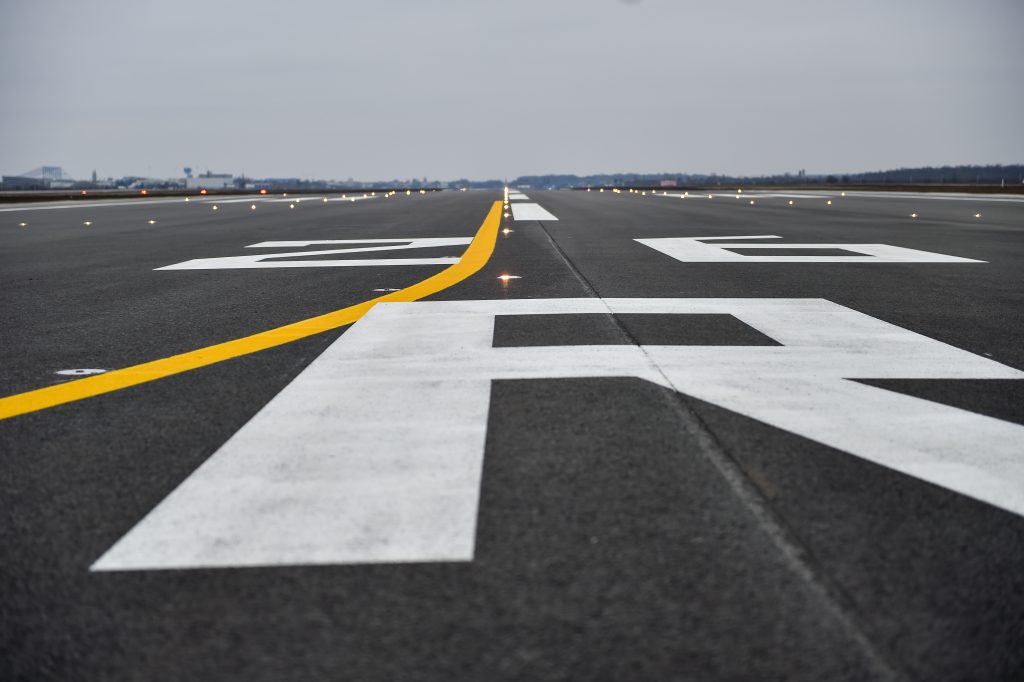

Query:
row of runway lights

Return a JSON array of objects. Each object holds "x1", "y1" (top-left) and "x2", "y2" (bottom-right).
[
  {"x1": 192, "y1": 189, "x2": 429, "y2": 212},
  {"x1": 585, "y1": 187, "x2": 983, "y2": 218},
  {"x1": 14, "y1": 189, "x2": 435, "y2": 227},
  {"x1": 14, "y1": 188, "x2": 985, "y2": 228}
]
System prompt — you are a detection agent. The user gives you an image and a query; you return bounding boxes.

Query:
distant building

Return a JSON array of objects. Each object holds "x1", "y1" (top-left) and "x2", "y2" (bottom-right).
[
  {"x1": 2, "y1": 165, "x2": 74, "y2": 189},
  {"x1": 185, "y1": 172, "x2": 233, "y2": 189},
  {"x1": 2, "y1": 175, "x2": 48, "y2": 190},
  {"x1": 659, "y1": 179, "x2": 678, "y2": 187}
]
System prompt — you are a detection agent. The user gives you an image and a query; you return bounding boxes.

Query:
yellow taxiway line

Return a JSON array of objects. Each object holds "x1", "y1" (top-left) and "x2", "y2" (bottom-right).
[{"x1": 0, "y1": 201, "x2": 503, "y2": 420}]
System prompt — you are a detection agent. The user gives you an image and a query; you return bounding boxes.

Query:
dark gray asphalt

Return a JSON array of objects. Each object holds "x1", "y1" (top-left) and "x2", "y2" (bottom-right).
[{"x1": 1, "y1": 189, "x2": 1022, "y2": 681}]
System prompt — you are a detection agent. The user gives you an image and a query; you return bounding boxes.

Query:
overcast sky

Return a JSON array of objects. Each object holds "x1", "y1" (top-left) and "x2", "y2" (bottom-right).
[{"x1": 2, "y1": 0, "x2": 1021, "y2": 181}]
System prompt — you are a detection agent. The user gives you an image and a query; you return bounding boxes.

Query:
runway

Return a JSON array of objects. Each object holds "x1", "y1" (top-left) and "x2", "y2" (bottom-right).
[{"x1": 2, "y1": 187, "x2": 1022, "y2": 681}]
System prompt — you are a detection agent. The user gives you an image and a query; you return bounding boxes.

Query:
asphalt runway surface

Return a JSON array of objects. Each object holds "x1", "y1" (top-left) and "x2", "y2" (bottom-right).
[{"x1": 2, "y1": 187, "x2": 1023, "y2": 681}]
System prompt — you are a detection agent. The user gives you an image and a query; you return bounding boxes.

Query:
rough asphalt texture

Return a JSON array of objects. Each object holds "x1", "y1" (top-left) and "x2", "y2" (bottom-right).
[{"x1": 2, "y1": 189, "x2": 1022, "y2": 681}]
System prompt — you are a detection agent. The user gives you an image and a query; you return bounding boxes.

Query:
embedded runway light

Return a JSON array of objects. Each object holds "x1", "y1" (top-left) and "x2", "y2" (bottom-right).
[
  {"x1": 289, "y1": 203, "x2": 295, "y2": 209},
  {"x1": 974, "y1": 213, "x2": 982, "y2": 218},
  {"x1": 406, "y1": 190, "x2": 411, "y2": 195},
  {"x1": 708, "y1": 194, "x2": 713, "y2": 199},
  {"x1": 599, "y1": 188, "x2": 604, "y2": 192},
  {"x1": 841, "y1": 192, "x2": 846, "y2": 197},
  {"x1": 502, "y1": 228, "x2": 512, "y2": 235},
  {"x1": 259, "y1": 189, "x2": 268, "y2": 195},
  {"x1": 642, "y1": 191, "x2": 646, "y2": 196},
  {"x1": 184, "y1": 197, "x2": 190, "y2": 202},
  {"x1": 788, "y1": 200, "x2": 794, "y2": 205},
  {"x1": 283, "y1": 193, "x2": 288, "y2": 197},
  {"x1": 735, "y1": 195, "x2": 740, "y2": 199},
  {"x1": 212, "y1": 205, "x2": 218, "y2": 210},
  {"x1": 251, "y1": 204, "x2": 257, "y2": 210},
  {"x1": 504, "y1": 212, "x2": 510, "y2": 218},
  {"x1": 737, "y1": 188, "x2": 743, "y2": 193},
  {"x1": 83, "y1": 221, "x2": 92, "y2": 226},
  {"x1": 827, "y1": 200, "x2": 832, "y2": 205},
  {"x1": 148, "y1": 219, "x2": 156, "y2": 224},
  {"x1": 55, "y1": 368, "x2": 107, "y2": 376},
  {"x1": 200, "y1": 189, "x2": 207, "y2": 195},
  {"x1": 750, "y1": 200, "x2": 755, "y2": 205},
  {"x1": 19, "y1": 222, "x2": 27, "y2": 227},
  {"x1": 910, "y1": 213, "x2": 918, "y2": 218},
  {"x1": 323, "y1": 198, "x2": 328, "y2": 202}
]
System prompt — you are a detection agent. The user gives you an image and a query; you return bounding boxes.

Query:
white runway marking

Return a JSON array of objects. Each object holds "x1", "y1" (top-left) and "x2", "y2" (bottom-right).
[
  {"x1": 832, "y1": 191, "x2": 1024, "y2": 203},
  {"x1": 93, "y1": 298, "x2": 1024, "y2": 571},
  {"x1": 0, "y1": 194, "x2": 378, "y2": 212},
  {"x1": 156, "y1": 237, "x2": 471, "y2": 270},
  {"x1": 510, "y1": 203, "x2": 558, "y2": 221},
  {"x1": 637, "y1": 236, "x2": 984, "y2": 263},
  {"x1": 0, "y1": 198, "x2": 206, "y2": 212},
  {"x1": 652, "y1": 190, "x2": 1024, "y2": 203}
]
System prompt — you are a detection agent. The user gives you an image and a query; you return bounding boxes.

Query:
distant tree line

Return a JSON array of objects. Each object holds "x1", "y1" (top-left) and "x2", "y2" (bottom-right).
[{"x1": 501, "y1": 164, "x2": 1024, "y2": 189}]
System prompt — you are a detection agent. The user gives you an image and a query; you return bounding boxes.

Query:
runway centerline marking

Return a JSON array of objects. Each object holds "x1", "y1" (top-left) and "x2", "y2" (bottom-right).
[
  {"x1": 92, "y1": 297, "x2": 1024, "y2": 571},
  {"x1": 637, "y1": 236, "x2": 984, "y2": 263},
  {"x1": 0, "y1": 202, "x2": 503, "y2": 420},
  {"x1": 510, "y1": 203, "x2": 558, "y2": 221}
]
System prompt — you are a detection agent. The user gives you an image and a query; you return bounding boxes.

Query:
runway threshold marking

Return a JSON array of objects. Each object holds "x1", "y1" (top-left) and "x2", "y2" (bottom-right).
[
  {"x1": 0, "y1": 201, "x2": 503, "y2": 421},
  {"x1": 92, "y1": 297, "x2": 1024, "y2": 571}
]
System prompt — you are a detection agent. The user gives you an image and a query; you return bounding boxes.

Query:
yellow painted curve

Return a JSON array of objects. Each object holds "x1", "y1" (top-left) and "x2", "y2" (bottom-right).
[{"x1": 0, "y1": 200, "x2": 503, "y2": 420}]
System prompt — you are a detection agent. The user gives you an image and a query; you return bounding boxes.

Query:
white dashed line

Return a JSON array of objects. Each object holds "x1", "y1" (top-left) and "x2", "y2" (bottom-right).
[{"x1": 510, "y1": 203, "x2": 558, "y2": 221}]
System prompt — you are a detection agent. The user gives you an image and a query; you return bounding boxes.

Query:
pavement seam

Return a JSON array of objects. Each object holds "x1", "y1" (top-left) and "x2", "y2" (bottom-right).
[{"x1": 532, "y1": 217, "x2": 911, "y2": 682}]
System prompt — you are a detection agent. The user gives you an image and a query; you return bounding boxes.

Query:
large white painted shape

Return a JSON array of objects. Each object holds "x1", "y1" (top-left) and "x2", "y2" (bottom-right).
[
  {"x1": 93, "y1": 298, "x2": 1024, "y2": 571},
  {"x1": 636, "y1": 235, "x2": 985, "y2": 263},
  {"x1": 510, "y1": 203, "x2": 558, "y2": 221},
  {"x1": 156, "y1": 237, "x2": 471, "y2": 270}
]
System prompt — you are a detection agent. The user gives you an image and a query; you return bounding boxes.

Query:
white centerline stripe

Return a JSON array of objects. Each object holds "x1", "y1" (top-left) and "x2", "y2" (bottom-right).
[{"x1": 510, "y1": 203, "x2": 558, "y2": 221}]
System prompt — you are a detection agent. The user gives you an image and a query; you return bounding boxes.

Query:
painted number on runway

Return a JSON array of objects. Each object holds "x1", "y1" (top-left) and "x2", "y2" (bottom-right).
[
  {"x1": 93, "y1": 297, "x2": 1024, "y2": 571},
  {"x1": 156, "y1": 238, "x2": 472, "y2": 270},
  {"x1": 636, "y1": 236, "x2": 984, "y2": 263}
]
